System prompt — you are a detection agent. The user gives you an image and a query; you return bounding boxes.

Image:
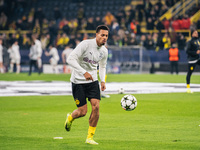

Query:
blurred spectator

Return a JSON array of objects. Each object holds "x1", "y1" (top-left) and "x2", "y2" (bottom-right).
[
  {"x1": 68, "y1": 19, "x2": 78, "y2": 35},
  {"x1": 156, "y1": 19, "x2": 165, "y2": 31},
  {"x1": 83, "y1": 33, "x2": 88, "y2": 40},
  {"x1": 103, "y1": 11, "x2": 115, "y2": 26},
  {"x1": 41, "y1": 34, "x2": 51, "y2": 50},
  {"x1": 146, "y1": 17, "x2": 154, "y2": 30},
  {"x1": 111, "y1": 19, "x2": 120, "y2": 35},
  {"x1": 120, "y1": 18, "x2": 127, "y2": 31},
  {"x1": 144, "y1": 34, "x2": 154, "y2": 49},
  {"x1": 128, "y1": 33, "x2": 138, "y2": 45},
  {"x1": 162, "y1": 18, "x2": 170, "y2": 30},
  {"x1": 56, "y1": 33, "x2": 69, "y2": 49},
  {"x1": 177, "y1": 16, "x2": 183, "y2": 29},
  {"x1": 182, "y1": 15, "x2": 191, "y2": 29},
  {"x1": 54, "y1": 7, "x2": 62, "y2": 24},
  {"x1": 152, "y1": 33, "x2": 159, "y2": 50},
  {"x1": 162, "y1": 33, "x2": 171, "y2": 50},
  {"x1": 41, "y1": 18, "x2": 49, "y2": 35},
  {"x1": 94, "y1": 16, "x2": 103, "y2": 27},
  {"x1": 0, "y1": 12, "x2": 8, "y2": 30},
  {"x1": 171, "y1": 17, "x2": 180, "y2": 31},
  {"x1": 34, "y1": 7, "x2": 45, "y2": 25},
  {"x1": 177, "y1": 33, "x2": 186, "y2": 50},
  {"x1": 32, "y1": 19, "x2": 41, "y2": 36},
  {"x1": 130, "y1": 19, "x2": 138, "y2": 34},
  {"x1": 160, "y1": 4, "x2": 168, "y2": 16},
  {"x1": 115, "y1": 7, "x2": 126, "y2": 25},
  {"x1": 140, "y1": 34, "x2": 146, "y2": 47},
  {"x1": 22, "y1": 34, "x2": 31, "y2": 49},
  {"x1": 77, "y1": 7, "x2": 85, "y2": 29},
  {"x1": 16, "y1": 19, "x2": 26, "y2": 30},
  {"x1": 86, "y1": 17, "x2": 95, "y2": 30},
  {"x1": 68, "y1": 34, "x2": 76, "y2": 48},
  {"x1": 168, "y1": 27, "x2": 177, "y2": 44},
  {"x1": 80, "y1": 18, "x2": 87, "y2": 30}
]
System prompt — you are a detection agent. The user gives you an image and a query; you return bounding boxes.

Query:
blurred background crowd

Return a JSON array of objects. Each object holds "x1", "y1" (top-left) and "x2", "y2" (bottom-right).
[{"x1": 0, "y1": 0, "x2": 200, "y2": 51}]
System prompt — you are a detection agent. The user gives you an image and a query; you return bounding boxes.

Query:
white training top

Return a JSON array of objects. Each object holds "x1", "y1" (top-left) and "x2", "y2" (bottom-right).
[
  {"x1": 11, "y1": 44, "x2": 21, "y2": 60},
  {"x1": 49, "y1": 47, "x2": 59, "y2": 61},
  {"x1": 0, "y1": 44, "x2": 3, "y2": 62},
  {"x1": 62, "y1": 48, "x2": 73, "y2": 63},
  {"x1": 67, "y1": 38, "x2": 108, "y2": 84},
  {"x1": 29, "y1": 45, "x2": 38, "y2": 60},
  {"x1": 35, "y1": 39, "x2": 42, "y2": 57}
]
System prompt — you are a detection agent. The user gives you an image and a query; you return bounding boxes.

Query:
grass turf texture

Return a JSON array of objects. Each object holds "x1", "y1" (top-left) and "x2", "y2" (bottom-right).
[{"x1": 0, "y1": 73, "x2": 200, "y2": 149}]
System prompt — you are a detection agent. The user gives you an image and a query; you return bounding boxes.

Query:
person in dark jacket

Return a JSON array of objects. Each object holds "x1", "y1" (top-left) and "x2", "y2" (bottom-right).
[{"x1": 186, "y1": 29, "x2": 200, "y2": 93}]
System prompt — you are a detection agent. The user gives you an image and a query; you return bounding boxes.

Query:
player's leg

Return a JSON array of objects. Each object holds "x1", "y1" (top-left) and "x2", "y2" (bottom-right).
[
  {"x1": 186, "y1": 63, "x2": 196, "y2": 93},
  {"x1": 16, "y1": 63, "x2": 20, "y2": 74},
  {"x1": 175, "y1": 61, "x2": 178, "y2": 74},
  {"x1": 65, "y1": 83, "x2": 87, "y2": 131},
  {"x1": 65, "y1": 104, "x2": 87, "y2": 131},
  {"x1": 85, "y1": 99, "x2": 100, "y2": 145},
  {"x1": 9, "y1": 59, "x2": 14, "y2": 73},
  {"x1": 0, "y1": 62, "x2": 4, "y2": 73},
  {"x1": 170, "y1": 61, "x2": 173, "y2": 74},
  {"x1": 29, "y1": 60, "x2": 33, "y2": 75},
  {"x1": 37, "y1": 58, "x2": 42, "y2": 74},
  {"x1": 16, "y1": 59, "x2": 21, "y2": 74}
]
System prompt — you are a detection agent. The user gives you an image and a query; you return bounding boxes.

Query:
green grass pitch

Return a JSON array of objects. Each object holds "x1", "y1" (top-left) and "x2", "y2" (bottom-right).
[{"x1": 0, "y1": 73, "x2": 200, "y2": 150}]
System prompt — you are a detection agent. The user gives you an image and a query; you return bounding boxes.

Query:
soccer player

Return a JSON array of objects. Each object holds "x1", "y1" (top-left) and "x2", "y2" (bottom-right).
[
  {"x1": 65, "y1": 25, "x2": 109, "y2": 145},
  {"x1": 9, "y1": 40, "x2": 21, "y2": 74},
  {"x1": 0, "y1": 39, "x2": 4, "y2": 73},
  {"x1": 32, "y1": 34, "x2": 42, "y2": 74},
  {"x1": 62, "y1": 45, "x2": 73, "y2": 73},
  {"x1": 45, "y1": 44, "x2": 60, "y2": 74},
  {"x1": 29, "y1": 40, "x2": 38, "y2": 75},
  {"x1": 186, "y1": 29, "x2": 200, "y2": 93}
]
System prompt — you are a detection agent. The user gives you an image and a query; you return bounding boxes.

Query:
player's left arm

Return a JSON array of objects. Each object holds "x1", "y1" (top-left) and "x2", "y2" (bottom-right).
[{"x1": 99, "y1": 50, "x2": 108, "y2": 91}]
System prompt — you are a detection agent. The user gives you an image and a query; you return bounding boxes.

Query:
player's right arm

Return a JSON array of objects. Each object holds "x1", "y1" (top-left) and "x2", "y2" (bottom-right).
[{"x1": 67, "y1": 41, "x2": 87, "y2": 75}]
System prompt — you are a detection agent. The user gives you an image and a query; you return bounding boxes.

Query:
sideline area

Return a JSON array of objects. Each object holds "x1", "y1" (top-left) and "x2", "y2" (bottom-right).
[{"x1": 0, "y1": 81, "x2": 200, "y2": 96}]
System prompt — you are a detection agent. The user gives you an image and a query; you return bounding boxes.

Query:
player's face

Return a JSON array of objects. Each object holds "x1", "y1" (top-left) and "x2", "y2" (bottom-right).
[
  {"x1": 192, "y1": 30, "x2": 198, "y2": 38},
  {"x1": 96, "y1": 30, "x2": 109, "y2": 47}
]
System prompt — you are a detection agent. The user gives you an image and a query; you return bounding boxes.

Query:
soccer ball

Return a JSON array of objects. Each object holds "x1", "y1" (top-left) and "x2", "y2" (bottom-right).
[
  {"x1": 121, "y1": 95, "x2": 137, "y2": 111},
  {"x1": 118, "y1": 87, "x2": 125, "y2": 94}
]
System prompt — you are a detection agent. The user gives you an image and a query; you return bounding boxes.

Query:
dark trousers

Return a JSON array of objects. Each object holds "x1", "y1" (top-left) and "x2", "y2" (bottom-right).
[
  {"x1": 170, "y1": 61, "x2": 179, "y2": 74},
  {"x1": 29, "y1": 60, "x2": 38, "y2": 75},
  {"x1": 186, "y1": 59, "x2": 200, "y2": 84}
]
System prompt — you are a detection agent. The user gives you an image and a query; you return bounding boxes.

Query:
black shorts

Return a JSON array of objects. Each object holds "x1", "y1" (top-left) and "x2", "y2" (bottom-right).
[{"x1": 72, "y1": 81, "x2": 101, "y2": 107}]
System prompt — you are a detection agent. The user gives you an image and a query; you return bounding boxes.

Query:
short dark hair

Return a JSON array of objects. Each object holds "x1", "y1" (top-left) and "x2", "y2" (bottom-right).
[{"x1": 96, "y1": 25, "x2": 109, "y2": 33}]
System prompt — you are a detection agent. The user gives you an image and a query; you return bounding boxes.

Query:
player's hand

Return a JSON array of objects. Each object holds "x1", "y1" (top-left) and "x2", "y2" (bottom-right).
[
  {"x1": 84, "y1": 72, "x2": 93, "y2": 81},
  {"x1": 101, "y1": 82, "x2": 106, "y2": 91},
  {"x1": 197, "y1": 50, "x2": 200, "y2": 54}
]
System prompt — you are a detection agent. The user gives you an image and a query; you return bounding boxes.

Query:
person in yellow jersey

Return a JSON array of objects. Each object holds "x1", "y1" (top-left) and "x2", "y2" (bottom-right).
[
  {"x1": 186, "y1": 29, "x2": 200, "y2": 93},
  {"x1": 65, "y1": 25, "x2": 109, "y2": 145}
]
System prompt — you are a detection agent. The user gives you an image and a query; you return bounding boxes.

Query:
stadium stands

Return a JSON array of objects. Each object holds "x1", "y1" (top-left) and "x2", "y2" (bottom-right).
[{"x1": 0, "y1": 0, "x2": 200, "y2": 73}]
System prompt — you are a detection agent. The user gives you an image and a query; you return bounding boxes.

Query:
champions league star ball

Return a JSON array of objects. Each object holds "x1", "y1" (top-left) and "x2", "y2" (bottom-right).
[{"x1": 121, "y1": 95, "x2": 137, "y2": 111}]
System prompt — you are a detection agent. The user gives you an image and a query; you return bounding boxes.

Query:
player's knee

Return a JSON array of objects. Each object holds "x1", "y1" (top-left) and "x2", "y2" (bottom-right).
[
  {"x1": 79, "y1": 108, "x2": 87, "y2": 117},
  {"x1": 92, "y1": 104, "x2": 99, "y2": 112}
]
